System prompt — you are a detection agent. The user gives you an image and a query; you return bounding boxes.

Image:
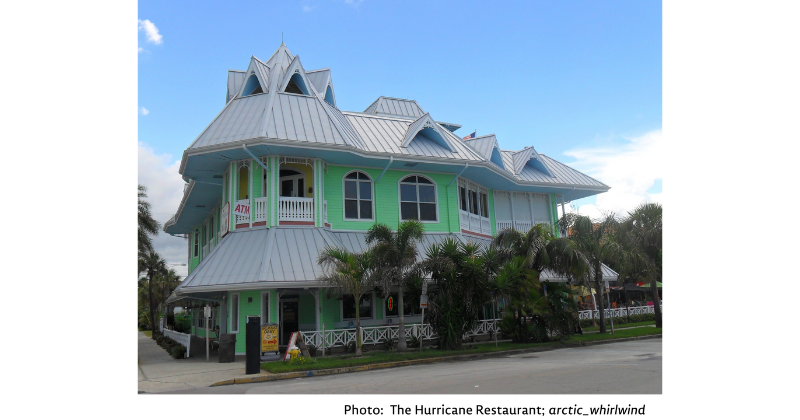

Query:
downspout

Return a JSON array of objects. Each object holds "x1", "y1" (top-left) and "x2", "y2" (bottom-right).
[
  {"x1": 447, "y1": 163, "x2": 469, "y2": 187},
  {"x1": 375, "y1": 156, "x2": 393, "y2": 182},
  {"x1": 242, "y1": 144, "x2": 270, "y2": 173}
]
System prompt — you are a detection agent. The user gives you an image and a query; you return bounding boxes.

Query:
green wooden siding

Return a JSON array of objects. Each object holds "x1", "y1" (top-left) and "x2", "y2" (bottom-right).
[{"x1": 323, "y1": 165, "x2": 460, "y2": 232}]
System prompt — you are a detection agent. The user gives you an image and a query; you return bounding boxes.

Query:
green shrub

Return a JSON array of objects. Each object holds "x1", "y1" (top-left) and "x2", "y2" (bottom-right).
[
  {"x1": 382, "y1": 337, "x2": 396, "y2": 351},
  {"x1": 307, "y1": 344, "x2": 318, "y2": 357},
  {"x1": 169, "y1": 345, "x2": 187, "y2": 359},
  {"x1": 409, "y1": 335, "x2": 421, "y2": 349},
  {"x1": 346, "y1": 341, "x2": 357, "y2": 353}
]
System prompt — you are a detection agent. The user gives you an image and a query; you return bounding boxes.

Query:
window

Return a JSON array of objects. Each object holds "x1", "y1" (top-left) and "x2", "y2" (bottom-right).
[
  {"x1": 343, "y1": 171, "x2": 373, "y2": 220},
  {"x1": 385, "y1": 293, "x2": 421, "y2": 317},
  {"x1": 209, "y1": 216, "x2": 214, "y2": 241},
  {"x1": 238, "y1": 166, "x2": 249, "y2": 200},
  {"x1": 458, "y1": 179, "x2": 489, "y2": 219},
  {"x1": 230, "y1": 293, "x2": 240, "y2": 332},
  {"x1": 342, "y1": 294, "x2": 372, "y2": 320},
  {"x1": 261, "y1": 292, "x2": 270, "y2": 324},
  {"x1": 399, "y1": 175, "x2": 437, "y2": 222},
  {"x1": 193, "y1": 229, "x2": 199, "y2": 257}
]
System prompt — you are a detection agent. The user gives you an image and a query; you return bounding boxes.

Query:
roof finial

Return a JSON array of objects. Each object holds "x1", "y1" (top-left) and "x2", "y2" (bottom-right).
[{"x1": 281, "y1": 32, "x2": 284, "y2": 45}]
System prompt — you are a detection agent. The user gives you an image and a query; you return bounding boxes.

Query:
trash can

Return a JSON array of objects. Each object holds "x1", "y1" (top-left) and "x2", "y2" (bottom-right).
[
  {"x1": 218, "y1": 333, "x2": 236, "y2": 363},
  {"x1": 245, "y1": 316, "x2": 261, "y2": 374}
]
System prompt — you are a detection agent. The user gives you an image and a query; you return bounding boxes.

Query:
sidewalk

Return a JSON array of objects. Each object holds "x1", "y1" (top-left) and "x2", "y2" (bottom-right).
[{"x1": 137, "y1": 331, "x2": 249, "y2": 393}]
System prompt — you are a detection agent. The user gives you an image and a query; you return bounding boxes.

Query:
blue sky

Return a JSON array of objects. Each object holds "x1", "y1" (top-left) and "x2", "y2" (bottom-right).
[{"x1": 138, "y1": 0, "x2": 662, "y2": 263}]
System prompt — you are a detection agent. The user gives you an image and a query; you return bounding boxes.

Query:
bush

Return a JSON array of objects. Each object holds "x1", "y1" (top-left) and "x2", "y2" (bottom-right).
[
  {"x1": 382, "y1": 337, "x2": 396, "y2": 351},
  {"x1": 346, "y1": 341, "x2": 357, "y2": 353},
  {"x1": 307, "y1": 344, "x2": 318, "y2": 357},
  {"x1": 169, "y1": 345, "x2": 186, "y2": 359},
  {"x1": 499, "y1": 315, "x2": 548, "y2": 343},
  {"x1": 173, "y1": 314, "x2": 192, "y2": 334},
  {"x1": 409, "y1": 335, "x2": 421, "y2": 349}
]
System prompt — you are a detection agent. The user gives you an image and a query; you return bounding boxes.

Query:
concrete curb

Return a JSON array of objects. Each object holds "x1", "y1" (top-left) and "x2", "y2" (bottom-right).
[{"x1": 211, "y1": 334, "x2": 661, "y2": 387}]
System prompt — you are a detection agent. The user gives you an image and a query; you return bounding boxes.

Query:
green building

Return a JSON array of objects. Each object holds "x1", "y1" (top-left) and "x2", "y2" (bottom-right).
[{"x1": 163, "y1": 44, "x2": 609, "y2": 354}]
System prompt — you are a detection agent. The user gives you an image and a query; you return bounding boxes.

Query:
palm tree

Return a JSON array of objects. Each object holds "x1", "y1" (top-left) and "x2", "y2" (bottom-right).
[
  {"x1": 155, "y1": 268, "x2": 183, "y2": 323},
  {"x1": 138, "y1": 185, "x2": 160, "y2": 253},
  {"x1": 622, "y1": 203, "x2": 663, "y2": 327},
  {"x1": 551, "y1": 213, "x2": 625, "y2": 334},
  {"x1": 492, "y1": 223, "x2": 554, "y2": 271},
  {"x1": 138, "y1": 250, "x2": 166, "y2": 336},
  {"x1": 317, "y1": 247, "x2": 378, "y2": 357},
  {"x1": 489, "y1": 256, "x2": 548, "y2": 342},
  {"x1": 365, "y1": 221, "x2": 424, "y2": 351}
]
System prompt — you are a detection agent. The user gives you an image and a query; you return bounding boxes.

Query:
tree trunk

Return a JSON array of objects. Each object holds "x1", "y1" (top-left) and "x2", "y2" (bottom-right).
[
  {"x1": 623, "y1": 282, "x2": 631, "y2": 323},
  {"x1": 595, "y1": 262, "x2": 606, "y2": 333},
  {"x1": 650, "y1": 278, "x2": 662, "y2": 328},
  {"x1": 396, "y1": 291, "x2": 407, "y2": 351},
  {"x1": 355, "y1": 302, "x2": 363, "y2": 357},
  {"x1": 148, "y1": 269, "x2": 156, "y2": 337}
]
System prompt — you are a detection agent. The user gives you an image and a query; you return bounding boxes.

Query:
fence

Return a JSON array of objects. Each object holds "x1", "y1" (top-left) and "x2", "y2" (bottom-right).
[
  {"x1": 577, "y1": 305, "x2": 656, "y2": 320},
  {"x1": 161, "y1": 328, "x2": 192, "y2": 358}
]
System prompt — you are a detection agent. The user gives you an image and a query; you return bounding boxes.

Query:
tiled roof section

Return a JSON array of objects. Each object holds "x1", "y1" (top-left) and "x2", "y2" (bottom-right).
[
  {"x1": 190, "y1": 93, "x2": 270, "y2": 149},
  {"x1": 364, "y1": 97, "x2": 426, "y2": 118},
  {"x1": 343, "y1": 113, "x2": 484, "y2": 161},
  {"x1": 306, "y1": 69, "x2": 330, "y2": 95}
]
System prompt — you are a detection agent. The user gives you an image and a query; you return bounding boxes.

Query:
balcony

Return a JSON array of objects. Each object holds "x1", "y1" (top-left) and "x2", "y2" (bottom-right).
[
  {"x1": 459, "y1": 210, "x2": 492, "y2": 237},
  {"x1": 278, "y1": 197, "x2": 314, "y2": 222},
  {"x1": 496, "y1": 220, "x2": 550, "y2": 234}
]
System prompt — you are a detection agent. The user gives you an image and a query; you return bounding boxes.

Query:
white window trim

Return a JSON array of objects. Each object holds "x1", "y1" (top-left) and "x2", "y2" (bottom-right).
[
  {"x1": 340, "y1": 292, "x2": 376, "y2": 321},
  {"x1": 342, "y1": 170, "x2": 375, "y2": 221},
  {"x1": 398, "y1": 174, "x2": 439, "y2": 223},
  {"x1": 261, "y1": 291, "x2": 270, "y2": 324},
  {"x1": 230, "y1": 293, "x2": 240, "y2": 333}
]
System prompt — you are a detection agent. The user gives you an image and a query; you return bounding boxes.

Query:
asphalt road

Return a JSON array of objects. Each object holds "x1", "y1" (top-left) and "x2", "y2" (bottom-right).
[{"x1": 163, "y1": 338, "x2": 661, "y2": 394}]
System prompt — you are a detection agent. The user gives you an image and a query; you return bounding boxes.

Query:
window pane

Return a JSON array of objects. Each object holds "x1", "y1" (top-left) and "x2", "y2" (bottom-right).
[
  {"x1": 359, "y1": 181, "x2": 371, "y2": 199},
  {"x1": 460, "y1": 187, "x2": 467, "y2": 211},
  {"x1": 470, "y1": 191, "x2": 479, "y2": 214},
  {"x1": 344, "y1": 180, "x2": 357, "y2": 199},
  {"x1": 416, "y1": 176, "x2": 433, "y2": 184},
  {"x1": 358, "y1": 172, "x2": 369, "y2": 180},
  {"x1": 401, "y1": 202, "x2": 418, "y2": 220},
  {"x1": 359, "y1": 294, "x2": 372, "y2": 318},
  {"x1": 400, "y1": 184, "x2": 417, "y2": 202},
  {"x1": 345, "y1": 172, "x2": 359, "y2": 179},
  {"x1": 342, "y1": 295, "x2": 356, "y2": 319},
  {"x1": 345, "y1": 200, "x2": 358, "y2": 219},
  {"x1": 419, "y1": 185, "x2": 435, "y2": 203},
  {"x1": 481, "y1": 193, "x2": 489, "y2": 217},
  {"x1": 360, "y1": 200, "x2": 373, "y2": 219},
  {"x1": 297, "y1": 179, "x2": 304, "y2": 197},
  {"x1": 419, "y1": 203, "x2": 436, "y2": 221},
  {"x1": 402, "y1": 176, "x2": 417, "y2": 183}
]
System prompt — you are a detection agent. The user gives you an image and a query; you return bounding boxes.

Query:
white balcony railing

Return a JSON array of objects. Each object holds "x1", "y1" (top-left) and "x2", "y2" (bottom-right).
[
  {"x1": 279, "y1": 197, "x2": 314, "y2": 222},
  {"x1": 234, "y1": 199, "x2": 249, "y2": 225},
  {"x1": 495, "y1": 220, "x2": 546, "y2": 234},
  {"x1": 459, "y1": 210, "x2": 492, "y2": 236},
  {"x1": 578, "y1": 305, "x2": 657, "y2": 320},
  {"x1": 253, "y1": 197, "x2": 268, "y2": 222}
]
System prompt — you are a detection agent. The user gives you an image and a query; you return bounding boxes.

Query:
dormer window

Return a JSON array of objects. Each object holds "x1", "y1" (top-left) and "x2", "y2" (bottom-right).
[
  {"x1": 284, "y1": 73, "x2": 309, "y2": 95},
  {"x1": 242, "y1": 74, "x2": 263, "y2": 96}
]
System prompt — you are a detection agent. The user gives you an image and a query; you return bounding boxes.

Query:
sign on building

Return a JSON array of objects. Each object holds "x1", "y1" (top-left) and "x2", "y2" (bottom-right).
[
  {"x1": 261, "y1": 324, "x2": 279, "y2": 353},
  {"x1": 233, "y1": 201, "x2": 250, "y2": 217}
]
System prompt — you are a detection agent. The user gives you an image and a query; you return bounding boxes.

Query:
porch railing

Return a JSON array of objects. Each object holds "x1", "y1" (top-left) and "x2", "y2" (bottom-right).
[
  {"x1": 279, "y1": 197, "x2": 314, "y2": 222},
  {"x1": 235, "y1": 199, "x2": 249, "y2": 225},
  {"x1": 577, "y1": 305, "x2": 657, "y2": 320},
  {"x1": 162, "y1": 329, "x2": 192, "y2": 358},
  {"x1": 300, "y1": 320, "x2": 502, "y2": 349},
  {"x1": 459, "y1": 210, "x2": 492, "y2": 236},
  {"x1": 253, "y1": 197, "x2": 268, "y2": 222}
]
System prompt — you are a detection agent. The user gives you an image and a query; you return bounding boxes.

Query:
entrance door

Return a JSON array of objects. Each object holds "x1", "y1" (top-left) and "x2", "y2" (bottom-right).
[
  {"x1": 279, "y1": 169, "x2": 306, "y2": 197},
  {"x1": 280, "y1": 301, "x2": 299, "y2": 345}
]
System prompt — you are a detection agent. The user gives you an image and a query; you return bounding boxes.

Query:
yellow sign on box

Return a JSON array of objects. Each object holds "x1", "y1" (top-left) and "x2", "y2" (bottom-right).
[{"x1": 261, "y1": 324, "x2": 279, "y2": 352}]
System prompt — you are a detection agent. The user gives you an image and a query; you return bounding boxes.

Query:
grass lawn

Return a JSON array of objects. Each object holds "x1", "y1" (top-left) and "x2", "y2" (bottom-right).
[
  {"x1": 582, "y1": 321, "x2": 656, "y2": 332},
  {"x1": 141, "y1": 330, "x2": 152, "y2": 338},
  {"x1": 260, "y1": 327, "x2": 662, "y2": 373}
]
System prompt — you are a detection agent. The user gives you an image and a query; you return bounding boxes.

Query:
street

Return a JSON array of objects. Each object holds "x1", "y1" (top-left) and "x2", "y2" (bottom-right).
[{"x1": 161, "y1": 338, "x2": 661, "y2": 394}]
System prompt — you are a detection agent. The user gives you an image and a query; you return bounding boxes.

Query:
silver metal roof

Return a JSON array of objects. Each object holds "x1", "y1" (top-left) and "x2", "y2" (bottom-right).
[
  {"x1": 306, "y1": 69, "x2": 330, "y2": 95},
  {"x1": 364, "y1": 97, "x2": 425, "y2": 118},
  {"x1": 175, "y1": 227, "x2": 344, "y2": 291},
  {"x1": 227, "y1": 70, "x2": 246, "y2": 103},
  {"x1": 331, "y1": 231, "x2": 463, "y2": 261},
  {"x1": 539, "y1": 264, "x2": 619, "y2": 283},
  {"x1": 265, "y1": 93, "x2": 352, "y2": 146},
  {"x1": 502, "y1": 151, "x2": 606, "y2": 187}
]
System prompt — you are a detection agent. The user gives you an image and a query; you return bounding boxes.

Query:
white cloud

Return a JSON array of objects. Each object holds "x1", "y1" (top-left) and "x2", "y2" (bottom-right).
[
  {"x1": 303, "y1": 5, "x2": 315, "y2": 12},
  {"x1": 138, "y1": 142, "x2": 187, "y2": 264},
  {"x1": 138, "y1": 47, "x2": 144, "y2": 54},
  {"x1": 140, "y1": 107, "x2": 149, "y2": 115},
  {"x1": 138, "y1": 19, "x2": 163, "y2": 45},
  {"x1": 562, "y1": 129, "x2": 663, "y2": 218},
  {"x1": 345, "y1": 0, "x2": 364, "y2": 8}
]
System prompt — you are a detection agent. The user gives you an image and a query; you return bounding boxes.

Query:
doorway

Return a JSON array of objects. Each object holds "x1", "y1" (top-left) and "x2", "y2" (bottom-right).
[
  {"x1": 279, "y1": 168, "x2": 305, "y2": 198},
  {"x1": 280, "y1": 300, "x2": 299, "y2": 345}
]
